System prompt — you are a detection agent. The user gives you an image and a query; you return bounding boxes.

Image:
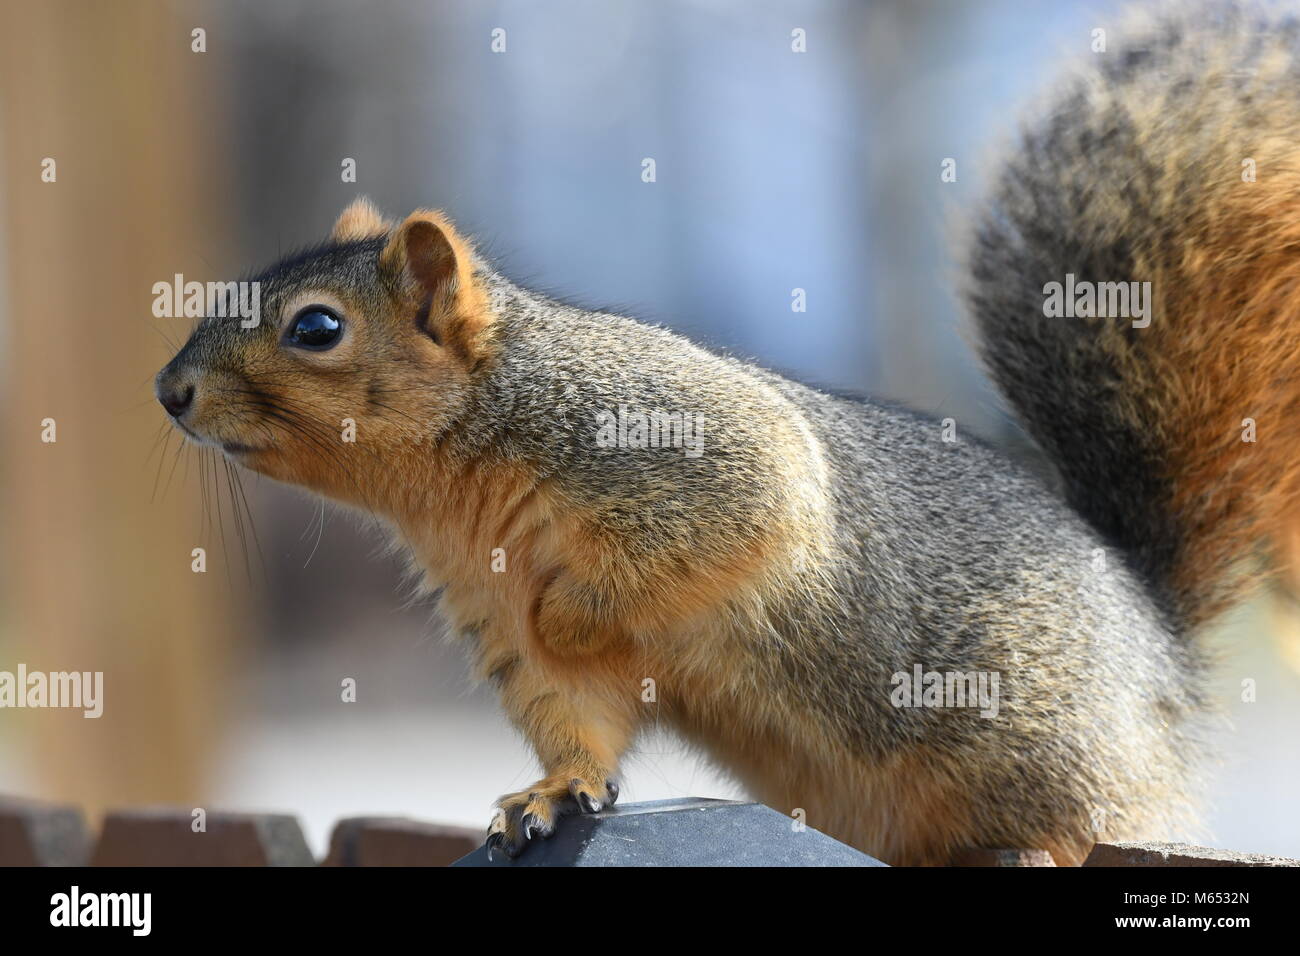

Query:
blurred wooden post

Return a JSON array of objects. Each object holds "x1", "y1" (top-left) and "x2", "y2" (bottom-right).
[{"x1": 0, "y1": 2, "x2": 239, "y2": 816}]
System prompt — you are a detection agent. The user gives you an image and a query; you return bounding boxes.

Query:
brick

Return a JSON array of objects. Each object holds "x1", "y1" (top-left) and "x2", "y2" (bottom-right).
[
  {"x1": 950, "y1": 847, "x2": 1056, "y2": 867},
  {"x1": 90, "y1": 808, "x2": 314, "y2": 866},
  {"x1": 322, "y1": 817, "x2": 481, "y2": 867},
  {"x1": 0, "y1": 794, "x2": 90, "y2": 866},
  {"x1": 1085, "y1": 841, "x2": 1300, "y2": 867}
]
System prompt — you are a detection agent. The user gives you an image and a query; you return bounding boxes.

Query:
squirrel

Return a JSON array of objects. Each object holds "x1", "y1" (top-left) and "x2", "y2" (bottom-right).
[{"x1": 155, "y1": 1, "x2": 1299, "y2": 865}]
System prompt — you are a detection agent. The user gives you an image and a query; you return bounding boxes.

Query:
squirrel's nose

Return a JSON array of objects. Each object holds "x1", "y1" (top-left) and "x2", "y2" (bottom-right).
[{"x1": 157, "y1": 381, "x2": 195, "y2": 418}]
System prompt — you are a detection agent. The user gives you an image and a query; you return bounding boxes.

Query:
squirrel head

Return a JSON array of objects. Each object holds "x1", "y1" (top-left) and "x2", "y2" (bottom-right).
[{"x1": 154, "y1": 198, "x2": 495, "y2": 508}]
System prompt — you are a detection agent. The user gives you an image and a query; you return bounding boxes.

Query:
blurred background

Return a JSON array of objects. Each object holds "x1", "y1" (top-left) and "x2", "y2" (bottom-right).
[{"x1": 1, "y1": 0, "x2": 1297, "y2": 858}]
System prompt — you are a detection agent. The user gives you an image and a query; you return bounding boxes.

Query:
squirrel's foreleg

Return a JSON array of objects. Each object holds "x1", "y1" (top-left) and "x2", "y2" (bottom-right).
[{"x1": 484, "y1": 647, "x2": 638, "y2": 859}]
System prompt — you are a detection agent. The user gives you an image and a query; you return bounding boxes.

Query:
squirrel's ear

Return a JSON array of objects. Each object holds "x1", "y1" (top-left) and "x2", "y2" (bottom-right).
[
  {"x1": 380, "y1": 210, "x2": 492, "y2": 359},
  {"x1": 330, "y1": 196, "x2": 391, "y2": 242}
]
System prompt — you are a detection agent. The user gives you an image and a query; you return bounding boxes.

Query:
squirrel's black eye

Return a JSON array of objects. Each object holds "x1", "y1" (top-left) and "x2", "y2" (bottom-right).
[{"x1": 286, "y1": 307, "x2": 342, "y2": 350}]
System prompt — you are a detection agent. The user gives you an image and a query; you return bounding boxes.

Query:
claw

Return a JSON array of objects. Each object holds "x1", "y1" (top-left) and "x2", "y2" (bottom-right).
[
  {"x1": 521, "y1": 811, "x2": 553, "y2": 841},
  {"x1": 503, "y1": 804, "x2": 529, "y2": 855},
  {"x1": 491, "y1": 774, "x2": 617, "y2": 858}
]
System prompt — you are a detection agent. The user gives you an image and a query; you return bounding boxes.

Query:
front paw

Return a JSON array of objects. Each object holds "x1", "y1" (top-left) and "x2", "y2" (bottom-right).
[{"x1": 485, "y1": 774, "x2": 620, "y2": 860}]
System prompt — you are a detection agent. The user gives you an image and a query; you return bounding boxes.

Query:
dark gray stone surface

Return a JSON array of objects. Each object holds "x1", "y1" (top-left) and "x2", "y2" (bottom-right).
[{"x1": 454, "y1": 797, "x2": 886, "y2": 867}]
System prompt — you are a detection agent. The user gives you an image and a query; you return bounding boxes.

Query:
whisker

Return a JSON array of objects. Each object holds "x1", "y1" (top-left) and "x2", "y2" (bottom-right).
[
  {"x1": 211, "y1": 449, "x2": 234, "y2": 590},
  {"x1": 303, "y1": 498, "x2": 327, "y2": 569},
  {"x1": 228, "y1": 455, "x2": 266, "y2": 581},
  {"x1": 150, "y1": 427, "x2": 175, "y2": 504}
]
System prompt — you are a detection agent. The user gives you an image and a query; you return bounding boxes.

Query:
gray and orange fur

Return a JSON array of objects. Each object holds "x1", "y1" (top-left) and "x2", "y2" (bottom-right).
[{"x1": 157, "y1": 1, "x2": 1300, "y2": 865}]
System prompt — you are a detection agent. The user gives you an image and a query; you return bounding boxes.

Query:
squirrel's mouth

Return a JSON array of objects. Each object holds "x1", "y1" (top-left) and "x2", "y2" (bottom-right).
[{"x1": 173, "y1": 420, "x2": 263, "y2": 456}]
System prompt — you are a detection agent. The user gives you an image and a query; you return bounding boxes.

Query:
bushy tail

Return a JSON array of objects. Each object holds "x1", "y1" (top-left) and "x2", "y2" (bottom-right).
[{"x1": 967, "y1": 1, "x2": 1300, "y2": 630}]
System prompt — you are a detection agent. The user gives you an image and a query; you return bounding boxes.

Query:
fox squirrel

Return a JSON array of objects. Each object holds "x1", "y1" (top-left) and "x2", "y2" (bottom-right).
[{"x1": 155, "y1": 2, "x2": 1298, "y2": 865}]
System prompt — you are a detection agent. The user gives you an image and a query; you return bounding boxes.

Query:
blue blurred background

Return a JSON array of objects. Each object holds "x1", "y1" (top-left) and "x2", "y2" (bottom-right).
[{"x1": 2, "y1": 0, "x2": 1297, "y2": 859}]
